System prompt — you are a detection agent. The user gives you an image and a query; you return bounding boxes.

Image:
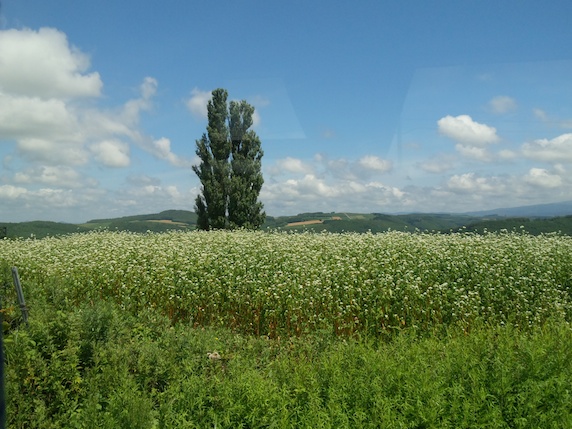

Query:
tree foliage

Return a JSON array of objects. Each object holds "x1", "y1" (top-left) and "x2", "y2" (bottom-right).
[{"x1": 193, "y1": 89, "x2": 265, "y2": 230}]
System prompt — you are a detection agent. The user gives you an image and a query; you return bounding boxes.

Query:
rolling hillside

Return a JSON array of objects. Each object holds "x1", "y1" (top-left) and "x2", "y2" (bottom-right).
[{"x1": 2, "y1": 208, "x2": 572, "y2": 239}]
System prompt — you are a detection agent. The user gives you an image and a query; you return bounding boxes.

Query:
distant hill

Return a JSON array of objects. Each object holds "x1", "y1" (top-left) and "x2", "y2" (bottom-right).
[
  {"x1": 81, "y1": 210, "x2": 198, "y2": 234},
  {"x1": 450, "y1": 215, "x2": 572, "y2": 236},
  {"x1": 263, "y1": 212, "x2": 482, "y2": 233},
  {"x1": 0, "y1": 221, "x2": 91, "y2": 239},
  {"x1": 465, "y1": 200, "x2": 572, "y2": 218},
  {"x1": 0, "y1": 210, "x2": 198, "y2": 239},
  {"x1": 2, "y1": 207, "x2": 572, "y2": 239}
]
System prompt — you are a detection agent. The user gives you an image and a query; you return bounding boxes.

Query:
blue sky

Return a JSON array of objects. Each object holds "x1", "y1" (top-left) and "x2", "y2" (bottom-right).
[{"x1": 1, "y1": 0, "x2": 572, "y2": 222}]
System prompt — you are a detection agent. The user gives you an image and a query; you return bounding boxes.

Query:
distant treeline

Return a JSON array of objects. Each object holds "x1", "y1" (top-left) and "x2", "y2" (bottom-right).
[{"x1": 1, "y1": 211, "x2": 572, "y2": 239}]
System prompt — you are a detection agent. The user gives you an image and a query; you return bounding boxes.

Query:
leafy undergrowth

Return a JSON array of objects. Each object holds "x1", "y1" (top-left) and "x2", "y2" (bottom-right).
[
  {"x1": 4, "y1": 299, "x2": 572, "y2": 428},
  {"x1": 2, "y1": 230, "x2": 572, "y2": 427}
]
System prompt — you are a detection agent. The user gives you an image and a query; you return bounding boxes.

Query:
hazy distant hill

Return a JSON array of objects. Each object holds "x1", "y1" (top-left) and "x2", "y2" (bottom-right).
[
  {"x1": 465, "y1": 200, "x2": 572, "y2": 218},
  {"x1": 451, "y1": 215, "x2": 572, "y2": 235},
  {"x1": 2, "y1": 207, "x2": 572, "y2": 239}
]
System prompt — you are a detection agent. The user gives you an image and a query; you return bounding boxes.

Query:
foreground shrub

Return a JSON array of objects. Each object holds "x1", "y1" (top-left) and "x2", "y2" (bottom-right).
[{"x1": 5, "y1": 305, "x2": 572, "y2": 428}]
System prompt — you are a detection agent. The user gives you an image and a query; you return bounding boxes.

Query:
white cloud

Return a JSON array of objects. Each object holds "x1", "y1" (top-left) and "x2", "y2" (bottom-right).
[
  {"x1": 252, "y1": 109, "x2": 262, "y2": 128},
  {"x1": 121, "y1": 77, "x2": 157, "y2": 124},
  {"x1": 446, "y1": 173, "x2": 506, "y2": 195},
  {"x1": 521, "y1": 133, "x2": 572, "y2": 163},
  {"x1": 17, "y1": 138, "x2": 89, "y2": 165},
  {"x1": 0, "y1": 184, "x2": 28, "y2": 199},
  {"x1": 358, "y1": 155, "x2": 392, "y2": 173},
  {"x1": 498, "y1": 149, "x2": 518, "y2": 160},
  {"x1": 261, "y1": 175, "x2": 408, "y2": 213},
  {"x1": 0, "y1": 94, "x2": 75, "y2": 140},
  {"x1": 531, "y1": 108, "x2": 572, "y2": 130},
  {"x1": 186, "y1": 87, "x2": 211, "y2": 119},
  {"x1": 489, "y1": 96, "x2": 517, "y2": 114},
  {"x1": 149, "y1": 137, "x2": 193, "y2": 167},
  {"x1": 185, "y1": 88, "x2": 264, "y2": 128},
  {"x1": 438, "y1": 115, "x2": 499, "y2": 147},
  {"x1": 0, "y1": 27, "x2": 192, "y2": 172},
  {"x1": 272, "y1": 157, "x2": 312, "y2": 174},
  {"x1": 126, "y1": 174, "x2": 161, "y2": 186},
  {"x1": 90, "y1": 140, "x2": 130, "y2": 168},
  {"x1": 0, "y1": 27, "x2": 197, "y2": 222},
  {"x1": 533, "y1": 108, "x2": 548, "y2": 121},
  {"x1": 418, "y1": 155, "x2": 456, "y2": 174},
  {"x1": 524, "y1": 168, "x2": 563, "y2": 188},
  {"x1": 14, "y1": 166, "x2": 82, "y2": 187},
  {"x1": 0, "y1": 27, "x2": 102, "y2": 98},
  {"x1": 34, "y1": 188, "x2": 77, "y2": 207},
  {"x1": 454, "y1": 144, "x2": 491, "y2": 161}
]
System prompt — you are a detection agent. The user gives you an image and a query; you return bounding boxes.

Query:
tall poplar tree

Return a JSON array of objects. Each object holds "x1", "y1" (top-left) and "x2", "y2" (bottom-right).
[{"x1": 193, "y1": 89, "x2": 265, "y2": 230}]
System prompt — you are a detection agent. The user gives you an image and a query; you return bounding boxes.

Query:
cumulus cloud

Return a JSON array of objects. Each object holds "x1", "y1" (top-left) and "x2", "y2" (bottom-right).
[
  {"x1": 268, "y1": 154, "x2": 393, "y2": 185},
  {"x1": 489, "y1": 96, "x2": 517, "y2": 114},
  {"x1": 261, "y1": 174, "x2": 408, "y2": 213},
  {"x1": 521, "y1": 133, "x2": 572, "y2": 163},
  {"x1": 271, "y1": 157, "x2": 312, "y2": 175},
  {"x1": 261, "y1": 153, "x2": 404, "y2": 215},
  {"x1": 148, "y1": 137, "x2": 194, "y2": 167},
  {"x1": 186, "y1": 88, "x2": 211, "y2": 119},
  {"x1": 438, "y1": 115, "x2": 499, "y2": 147},
  {"x1": 358, "y1": 155, "x2": 392, "y2": 173},
  {"x1": 524, "y1": 168, "x2": 563, "y2": 188},
  {"x1": 16, "y1": 138, "x2": 89, "y2": 165},
  {"x1": 437, "y1": 115, "x2": 500, "y2": 162},
  {"x1": 0, "y1": 27, "x2": 195, "y2": 222},
  {"x1": 0, "y1": 184, "x2": 28, "y2": 199},
  {"x1": 14, "y1": 166, "x2": 83, "y2": 187},
  {"x1": 0, "y1": 27, "x2": 192, "y2": 171},
  {"x1": 446, "y1": 173, "x2": 506, "y2": 195},
  {"x1": 0, "y1": 94, "x2": 75, "y2": 140},
  {"x1": 90, "y1": 140, "x2": 130, "y2": 167},
  {"x1": 454, "y1": 144, "x2": 491, "y2": 161},
  {"x1": 0, "y1": 27, "x2": 102, "y2": 98},
  {"x1": 122, "y1": 77, "x2": 157, "y2": 123}
]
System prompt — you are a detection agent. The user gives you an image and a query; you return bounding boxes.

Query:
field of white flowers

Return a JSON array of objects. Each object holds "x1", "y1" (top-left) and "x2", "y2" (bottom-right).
[{"x1": 2, "y1": 229, "x2": 571, "y2": 337}]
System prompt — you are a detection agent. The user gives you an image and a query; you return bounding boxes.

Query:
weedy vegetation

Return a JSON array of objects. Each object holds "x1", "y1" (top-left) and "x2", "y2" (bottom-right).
[{"x1": 1, "y1": 229, "x2": 572, "y2": 427}]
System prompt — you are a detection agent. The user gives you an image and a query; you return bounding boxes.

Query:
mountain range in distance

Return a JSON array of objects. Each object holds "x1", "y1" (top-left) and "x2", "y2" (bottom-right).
[
  {"x1": 1, "y1": 200, "x2": 572, "y2": 239},
  {"x1": 463, "y1": 200, "x2": 572, "y2": 218}
]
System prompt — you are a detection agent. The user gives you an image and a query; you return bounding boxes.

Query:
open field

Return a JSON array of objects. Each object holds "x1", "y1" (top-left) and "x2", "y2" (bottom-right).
[{"x1": 1, "y1": 229, "x2": 572, "y2": 427}]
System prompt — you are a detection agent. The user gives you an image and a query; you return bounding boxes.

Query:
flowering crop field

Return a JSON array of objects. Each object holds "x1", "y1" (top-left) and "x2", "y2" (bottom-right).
[
  {"x1": 3, "y1": 230, "x2": 572, "y2": 427},
  {"x1": 2, "y1": 229, "x2": 571, "y2": 337}
]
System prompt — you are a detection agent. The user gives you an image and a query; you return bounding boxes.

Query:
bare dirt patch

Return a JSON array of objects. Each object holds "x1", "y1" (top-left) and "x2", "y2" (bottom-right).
[
  {"x1": 286, "y1": 220, "x2": 324, "y2": 227},
  {"x1": 148, "y1": 220, "x2": 188, "y2": 226}
]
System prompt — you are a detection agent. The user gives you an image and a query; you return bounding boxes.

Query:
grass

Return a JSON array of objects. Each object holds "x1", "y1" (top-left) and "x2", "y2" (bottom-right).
[{"x1": 5, "y1": 300, "x2": 572, "y2": 428}]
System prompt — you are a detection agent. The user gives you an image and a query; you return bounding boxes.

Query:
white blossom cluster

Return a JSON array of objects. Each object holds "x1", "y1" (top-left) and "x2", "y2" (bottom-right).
[{"x1": 1, "y1": 230, "x2": 571, "y2": 336}]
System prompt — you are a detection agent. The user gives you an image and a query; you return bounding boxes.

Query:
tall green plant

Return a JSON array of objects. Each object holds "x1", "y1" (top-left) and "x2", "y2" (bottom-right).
[{"x1": 193, "y1": 89, "x2": 265, "y2": 230}]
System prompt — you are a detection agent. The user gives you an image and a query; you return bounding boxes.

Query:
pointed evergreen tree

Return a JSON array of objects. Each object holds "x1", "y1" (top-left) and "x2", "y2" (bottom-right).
[
  {"x1": 193, "y1": 89, "x2": 265, "y2": 230},
  {"x1": 228, "y1": 100, "x2": 265, "y2": 229}
]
